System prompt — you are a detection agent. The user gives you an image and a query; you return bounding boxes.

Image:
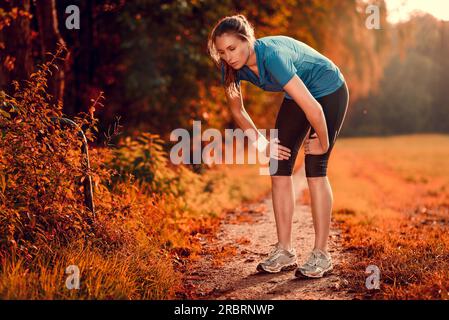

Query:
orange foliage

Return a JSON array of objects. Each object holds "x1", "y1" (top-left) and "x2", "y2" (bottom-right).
[{"x1": 0, "y1": 45, "x2": 273, "y2": 298}]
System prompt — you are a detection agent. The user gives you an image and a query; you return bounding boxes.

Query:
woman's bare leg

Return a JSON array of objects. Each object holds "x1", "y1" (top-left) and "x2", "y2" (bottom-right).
[
  {"x1": 306, "y1": 176, "x2": 333, "y2": 251},
  {"x1": 270, "y1": 176, "x2": 295, "y2": 251}
]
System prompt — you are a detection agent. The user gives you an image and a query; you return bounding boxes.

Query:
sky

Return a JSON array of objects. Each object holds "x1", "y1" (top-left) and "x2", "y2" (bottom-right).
[{"x1": 384, "y1": 0, "x2": 449, "y2": 23}]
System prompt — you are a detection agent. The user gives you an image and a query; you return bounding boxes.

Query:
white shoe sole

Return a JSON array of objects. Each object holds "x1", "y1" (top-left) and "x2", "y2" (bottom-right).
[
  {"x1": 256, "y1": 262, "x2": 298, "y2": 274},
  {"x1": 295, "y1": 265, "x2": 333, "y2": 278}
]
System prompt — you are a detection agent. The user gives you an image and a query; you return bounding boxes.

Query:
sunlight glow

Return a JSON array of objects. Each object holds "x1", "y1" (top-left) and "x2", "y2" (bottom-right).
[{"x1": 385, "y1": 0, "x2": 449, "y2": 23}]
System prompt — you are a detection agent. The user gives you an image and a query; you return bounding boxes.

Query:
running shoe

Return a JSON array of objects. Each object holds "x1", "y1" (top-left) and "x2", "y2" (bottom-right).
[
  {"x1": 256, "y1": 243, "x2": 298, "y2": 273},
  {"x1": 295, "y1": 249, "x2": 333, "y2": 278}
]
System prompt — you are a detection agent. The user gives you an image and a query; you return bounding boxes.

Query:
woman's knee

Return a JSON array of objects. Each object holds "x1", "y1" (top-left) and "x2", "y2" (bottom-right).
[{"x1": 305, "y1": 154, "x2": 329, "y2": 178}]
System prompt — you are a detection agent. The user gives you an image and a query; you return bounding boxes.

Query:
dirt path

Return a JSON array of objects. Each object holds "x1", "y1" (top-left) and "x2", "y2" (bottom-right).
[{"x1": 185, "y1": 164, "x2": 356, "y2": 300}]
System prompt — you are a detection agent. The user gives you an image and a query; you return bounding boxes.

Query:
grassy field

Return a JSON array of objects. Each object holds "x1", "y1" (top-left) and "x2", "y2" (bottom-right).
[{"x1": 329, "y1": 134, "x2": 449, "y2": 299}]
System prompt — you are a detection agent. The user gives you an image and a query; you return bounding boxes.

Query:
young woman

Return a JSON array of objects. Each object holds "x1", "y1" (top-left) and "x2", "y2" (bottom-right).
[{"x1": 207, "y1": 14, "x2": 349, "y2": 279}]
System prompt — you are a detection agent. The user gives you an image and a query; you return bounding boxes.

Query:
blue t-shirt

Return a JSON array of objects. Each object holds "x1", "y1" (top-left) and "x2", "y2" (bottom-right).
[{"x1": 221, "y1": 35, "x2": 345, "y2": 99}]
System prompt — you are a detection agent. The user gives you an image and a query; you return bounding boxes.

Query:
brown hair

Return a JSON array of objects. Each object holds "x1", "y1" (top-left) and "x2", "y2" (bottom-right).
[{"x1": 207, "y1": 14, "x2": 256, "y2": 98}]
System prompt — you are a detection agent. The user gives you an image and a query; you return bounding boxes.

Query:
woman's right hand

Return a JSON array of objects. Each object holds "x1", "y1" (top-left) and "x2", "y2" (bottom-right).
[{"x1": 266, "y1": 138, "x2": 291, "y2": 160}]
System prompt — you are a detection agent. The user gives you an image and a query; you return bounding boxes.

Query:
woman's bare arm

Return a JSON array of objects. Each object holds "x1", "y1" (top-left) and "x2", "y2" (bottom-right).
[{"x1": 224, "y1": 86, "x2": 291, "y2": 159}]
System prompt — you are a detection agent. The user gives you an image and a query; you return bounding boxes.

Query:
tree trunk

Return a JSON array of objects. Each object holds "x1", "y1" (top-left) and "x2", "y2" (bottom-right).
[
  {"x1": 0, "y1": 0, "x2": 33, "y2": 93},
  {"x1": 34, "y1": 0, "x2": 67, "y2": 104}
]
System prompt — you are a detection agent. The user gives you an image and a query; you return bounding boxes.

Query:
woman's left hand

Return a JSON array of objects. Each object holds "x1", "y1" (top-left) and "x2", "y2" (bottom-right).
[{"x1": 304, "y1": 133, "x2": 328, "y2": 155}]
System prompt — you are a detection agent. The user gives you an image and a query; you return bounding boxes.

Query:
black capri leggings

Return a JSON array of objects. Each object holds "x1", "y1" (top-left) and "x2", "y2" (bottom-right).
[{"x1": 269, "y1": 81, "x2": 349, "y2": 177}]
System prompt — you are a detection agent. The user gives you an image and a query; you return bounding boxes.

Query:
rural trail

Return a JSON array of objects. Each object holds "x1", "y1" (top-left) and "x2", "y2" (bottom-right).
[{"x1": 185, "y1": 164, "x2": 356, "y2": 300}]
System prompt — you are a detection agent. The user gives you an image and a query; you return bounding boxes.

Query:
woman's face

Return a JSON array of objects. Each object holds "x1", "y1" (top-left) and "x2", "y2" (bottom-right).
[{"x1": 215, "y1": 33, "x2": 250, "y2": 70}]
